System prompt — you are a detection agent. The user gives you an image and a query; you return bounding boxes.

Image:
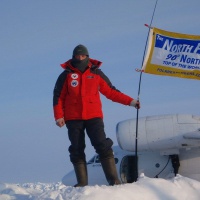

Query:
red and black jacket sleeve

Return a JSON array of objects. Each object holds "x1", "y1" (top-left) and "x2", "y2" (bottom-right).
[
  {"x1": 92, "y1": 67, "x2": 133, "y2": 105},
  {"x1": 53, "y1": 70, "x2": 68, "y2": 120}
]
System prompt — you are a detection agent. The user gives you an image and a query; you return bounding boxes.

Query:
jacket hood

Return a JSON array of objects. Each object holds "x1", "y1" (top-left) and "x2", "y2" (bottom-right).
[{"x1": 60, "y1": 58, "x2": 102, "y2": 70}]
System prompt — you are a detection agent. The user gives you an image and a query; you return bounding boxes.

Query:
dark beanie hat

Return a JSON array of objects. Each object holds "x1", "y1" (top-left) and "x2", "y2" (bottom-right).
[{"x1": 72, "y1": 44, "x2": 89, "y2": 57}]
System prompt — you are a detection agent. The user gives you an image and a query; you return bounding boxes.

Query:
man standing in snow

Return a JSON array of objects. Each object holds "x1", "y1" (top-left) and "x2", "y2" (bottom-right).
[{"x1": 53, "y1": 44, "x2": 140, "y2": 187}]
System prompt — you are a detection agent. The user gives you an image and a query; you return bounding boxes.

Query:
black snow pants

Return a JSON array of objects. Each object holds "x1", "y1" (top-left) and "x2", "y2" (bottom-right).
[{"x1": 66, "y1": 118, "x2": 114, "y2": 164}]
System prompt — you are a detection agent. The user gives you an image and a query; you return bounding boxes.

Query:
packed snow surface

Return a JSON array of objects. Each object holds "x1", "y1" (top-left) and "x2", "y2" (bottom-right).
[{"x1": 1, "y1": 174, "x2": 200, "y2": 200}]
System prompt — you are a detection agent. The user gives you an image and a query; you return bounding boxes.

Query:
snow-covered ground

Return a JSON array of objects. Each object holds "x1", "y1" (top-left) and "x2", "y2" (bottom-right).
[{"x1": 1, "y1": 174, "x2": 200, "y2": 200}]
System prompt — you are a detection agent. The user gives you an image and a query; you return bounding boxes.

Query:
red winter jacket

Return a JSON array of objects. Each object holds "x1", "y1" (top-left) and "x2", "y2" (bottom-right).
[{"x1": 53, "y1": 58, "x2": 133, "y2": 121}]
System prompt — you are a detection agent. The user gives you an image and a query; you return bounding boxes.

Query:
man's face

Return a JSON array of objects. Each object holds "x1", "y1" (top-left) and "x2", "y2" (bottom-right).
[{"x1": 74, "y1": 55, "x2": 87, "y2": 60}]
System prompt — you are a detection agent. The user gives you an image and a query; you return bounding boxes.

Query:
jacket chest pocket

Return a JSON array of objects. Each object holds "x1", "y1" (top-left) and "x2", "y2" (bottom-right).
[{"x1": 84, "y1": 76, "x2": 98, "y2": 95}]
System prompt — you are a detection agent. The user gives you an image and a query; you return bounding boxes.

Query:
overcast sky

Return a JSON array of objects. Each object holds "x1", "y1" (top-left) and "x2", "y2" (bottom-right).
[{"x1": 0, "y1": 0, "x2": 200, "y2": 183}]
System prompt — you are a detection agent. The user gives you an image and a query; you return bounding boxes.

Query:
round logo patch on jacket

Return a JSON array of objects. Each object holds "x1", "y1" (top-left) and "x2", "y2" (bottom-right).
[
  {"x1": 71, "y1": 80, "x2": 78, "y2": 87},
  {"x1": 71, "y1": 73, "x2": 78, "y2": 79}
]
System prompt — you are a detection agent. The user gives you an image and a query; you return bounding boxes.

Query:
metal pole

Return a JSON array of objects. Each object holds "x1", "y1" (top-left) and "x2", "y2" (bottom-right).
[{"x1": 133, "y1": 0, "x2": 158, "y2": 182}]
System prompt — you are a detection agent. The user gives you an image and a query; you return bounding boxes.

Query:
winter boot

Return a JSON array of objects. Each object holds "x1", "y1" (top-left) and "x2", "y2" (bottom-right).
[
  {"x1": 73, "y1": 162, "x2": 88, "y2": 187},
  {"x1": 100, "y1": 157, "x2": 121, "y2": 186}
]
